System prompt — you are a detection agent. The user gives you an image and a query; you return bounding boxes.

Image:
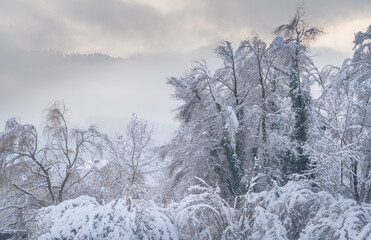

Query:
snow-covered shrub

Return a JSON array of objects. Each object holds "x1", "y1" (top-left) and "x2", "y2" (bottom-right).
[
  {"x1": 133, "y1": 200, "x2": 179, "y2": 240},
  {"x1": 27, "y1": 180, "x2": 371, "y2": 240},
  {"x1": 29, "y1": 196, "x2": 178, "y2": 240},
  {"x1": 170, "y1": 178, "x2": 235, "y2": 239},
  {"x1": 244, "y1": 181, "x2": 335, "y2": 239},
  {"x1": 301, "y1": 199, "x2": 371, "y2": 240},
  {"x1": 247, "y1": 206, "x2": 287, "y2": 240},
  {"x1": 265, "y1": 182, "x2": 335, "y2": 239}
]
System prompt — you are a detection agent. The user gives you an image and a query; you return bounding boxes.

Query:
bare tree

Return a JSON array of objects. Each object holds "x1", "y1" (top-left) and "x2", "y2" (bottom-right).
[
  {"x1": 111, "y1": 114, "x2": 156, "y2": 198},
  {"x1": 0, "y1": 102, "x2": 107, "y2": 229}
]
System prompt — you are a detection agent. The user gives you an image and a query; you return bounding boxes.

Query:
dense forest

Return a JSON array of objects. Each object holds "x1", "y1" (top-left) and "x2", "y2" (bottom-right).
[{"x1": 1, "y1": 8, "x2": 371, "y2": 239}]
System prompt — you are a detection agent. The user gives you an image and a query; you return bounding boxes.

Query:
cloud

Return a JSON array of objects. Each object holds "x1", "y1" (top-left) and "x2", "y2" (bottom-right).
[
  {"x1": 0, "y1": 0, "x2": 223, "y2": 56},
  {"x1": 0, "y1": 0, "x2": 370, "y2": 58},
  {"x1": 0, "y1": 0, "x2": 69, "y2": 50},
  {"x1": 0, "y1": 46, "x2": 218, "y2": 138},
  {"x1": 0, "y1": 0, "x2": 370, "y2": 142},
  {"x1": 313, "y1": 17, "x2": 371, "y2": 54}
]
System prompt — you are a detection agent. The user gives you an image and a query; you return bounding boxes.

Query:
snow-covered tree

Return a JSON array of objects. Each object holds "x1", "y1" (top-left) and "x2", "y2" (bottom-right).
[
  {"x1": 165, "y1": 7, "x2": 323, "y2": 201},
  {"x1": 237, "y1": 35, "x2": 294, "y2": 187},
  {"x1": 0, "y1": 102, "x2": 107, "y2": 229},
  {"x1": 273, "y1": 6, "x2": 322, "y2": 176},
  {"x1": 110, "y1": 114, "x2": 156, "y2": 199},
  {"x1": 308, "y1": 25, "x2": 371, "y2": 203},
  {"x1": 167, "y1": 51, "x2": 250, "y2": 201}
]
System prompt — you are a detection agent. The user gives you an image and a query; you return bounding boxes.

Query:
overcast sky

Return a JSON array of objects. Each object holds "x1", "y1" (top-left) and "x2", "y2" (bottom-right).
[{"x1": 1, "y1": 0, "x2": 370, "y2": 142}]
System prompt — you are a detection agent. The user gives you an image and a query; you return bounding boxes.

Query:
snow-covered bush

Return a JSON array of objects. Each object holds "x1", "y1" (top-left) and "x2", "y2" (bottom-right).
[
  {"x1": 27, "y1": 180, "x2": 371, "y2": 240},
  {"x1": 301, "y1": 199, "x2": 371, "y2": 240},
  {"x1": 29, "y1": 196, "x2": 178, "y2": 240},
  {"x1": 244, "y1": 181, "x2": 335, "y2": 239},
  {"x1": 242, "y1": 181, "x2": 371, "y2": 240},
  {"x1": 170, "y1": 178, "x2": 235, "y2": 239},
  {"x1": 247, "y1": 206, "x2": 287, "y2": 240},
  {"x1": 133, "y1": 200, "x2": 178, "y2": 240},
  {"x1": 265, "y1": 182, "x2": 335, "y2": 239}
]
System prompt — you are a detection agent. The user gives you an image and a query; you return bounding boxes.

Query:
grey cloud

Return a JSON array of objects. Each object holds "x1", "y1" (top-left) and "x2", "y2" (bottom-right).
[
  {"x1": 0, "y1": 0, "x2": 171, "y2": 55},
  {"x1": 1, "y1": 0, "x2": 369, "y2": 57},
  {"x1": 199, "y1": 0, "x2": 371, "y2": 38},
  {"x1": 0, "y1": 0, "x2": 370, "y2": 141},
  {"x1": 304, "y1": 0, "x2": 371, "y2": 25},
  {"x1": 0, "y1": 0, "x2": 69, "y2": 50},
  {"x1": 58, "y1": 0, "x2": 168, "y2": 39}
]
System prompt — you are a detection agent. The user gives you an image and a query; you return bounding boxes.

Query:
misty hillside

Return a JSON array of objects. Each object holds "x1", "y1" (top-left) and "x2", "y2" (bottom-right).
[{"x1": 1, "y1": 5, "x2": 371, "y2": 240}]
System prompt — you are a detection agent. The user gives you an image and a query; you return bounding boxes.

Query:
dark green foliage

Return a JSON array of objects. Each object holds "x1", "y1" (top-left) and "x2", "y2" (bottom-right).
[
  {"x1": 213, "y1": 137, "x2": 247, "y2": 200},
  {"x1": 289, "y1": 74, "x2": 310, "y2": 175},
  {"x1": 221, "y1": 138, "x2": 246, "y2": 196},
  {"x1": 273, "y1": 6, "x2": 322, "y2": 178}
]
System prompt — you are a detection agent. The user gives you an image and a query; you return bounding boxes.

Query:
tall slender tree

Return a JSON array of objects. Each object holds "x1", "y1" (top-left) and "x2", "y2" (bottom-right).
[{"x1": 273, "y1": 6, "x2": 322, "y2": 175}]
